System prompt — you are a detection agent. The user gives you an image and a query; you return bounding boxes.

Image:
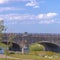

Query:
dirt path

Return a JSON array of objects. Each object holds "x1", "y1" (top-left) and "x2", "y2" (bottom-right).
[{"x1": 0, "y1": 54, "x2": 20, "y2": 59}]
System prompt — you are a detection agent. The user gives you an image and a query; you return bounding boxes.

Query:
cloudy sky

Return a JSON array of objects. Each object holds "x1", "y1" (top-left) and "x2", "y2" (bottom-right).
[{"x1": 0, "y1": 0, "x2": 60, "y2": 33}]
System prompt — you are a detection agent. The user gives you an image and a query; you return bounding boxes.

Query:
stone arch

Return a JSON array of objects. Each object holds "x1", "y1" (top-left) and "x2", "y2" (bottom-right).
[
  {"x1": 39, "y1": 42, "x2": 60, "y2": 52},
  {"x1": 1, "y1": 42, "x2": 22, "y2": 51},
  {"x1": 9, "y1": 43, "x2": 22, "y2": 51}
]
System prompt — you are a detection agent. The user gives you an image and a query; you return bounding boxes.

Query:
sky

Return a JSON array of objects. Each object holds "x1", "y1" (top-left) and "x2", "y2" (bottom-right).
[{"x1": 0, "y1": 0, "x2": 60, "y2": 33}]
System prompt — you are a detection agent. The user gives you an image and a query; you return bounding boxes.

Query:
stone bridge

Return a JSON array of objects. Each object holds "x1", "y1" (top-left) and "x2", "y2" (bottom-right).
[{"x1": 1, "y1": 32, "x2": 60, "y2": 53}]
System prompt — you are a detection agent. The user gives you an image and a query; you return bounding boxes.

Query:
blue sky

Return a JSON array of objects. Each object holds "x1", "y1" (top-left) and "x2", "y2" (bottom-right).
[{"x1": 0, "y1": 0, "x2": 60, "y2": 33}]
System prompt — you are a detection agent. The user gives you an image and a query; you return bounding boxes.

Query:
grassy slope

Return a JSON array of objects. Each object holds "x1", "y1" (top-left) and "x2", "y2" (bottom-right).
[{"x1": 8, "y1": 51, "x2": 60, "y2": 60}]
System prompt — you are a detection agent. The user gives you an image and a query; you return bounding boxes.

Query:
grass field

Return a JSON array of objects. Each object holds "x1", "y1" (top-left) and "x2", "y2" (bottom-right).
[
  {"x1": 0, "y1": 54, "x2": 60, "y2": 60},
  {"x1": 3, "y1": 51, "x2": 59, "y2": 60}
]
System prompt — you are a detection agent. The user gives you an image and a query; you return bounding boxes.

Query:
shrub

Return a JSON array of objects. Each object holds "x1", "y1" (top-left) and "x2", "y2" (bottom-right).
[{"x1": 29, "y1": 43, "x2": 44, "y2": 51}]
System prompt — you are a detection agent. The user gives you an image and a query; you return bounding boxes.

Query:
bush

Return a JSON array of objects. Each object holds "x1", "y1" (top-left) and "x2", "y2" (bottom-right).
[{"x1": 29, "y1": 43, "x2": 44, "y2": 51}]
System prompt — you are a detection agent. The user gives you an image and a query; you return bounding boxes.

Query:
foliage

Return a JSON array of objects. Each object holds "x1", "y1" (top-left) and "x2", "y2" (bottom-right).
[
  {"x1": 29, "y1": 43, "x2": 44, "y2": 51},
  {"x1": 0, "y1": 42, "x2": 7, "y2": 48},
  {"x1": 0, "y1": 20, "x2": 5, "y2": 33},
  {"x1": 8, "y1": 33, "x2": 14, "y2": 47},
  {"x1": 8, "y1": 33, "x2": 16, "y2": 51},
  {"x1": 0, "y1": 34, "x2": 3, "y2": 42},
  {"x1": 0, "y1": 20, "x2": 6, "y2": 42}
]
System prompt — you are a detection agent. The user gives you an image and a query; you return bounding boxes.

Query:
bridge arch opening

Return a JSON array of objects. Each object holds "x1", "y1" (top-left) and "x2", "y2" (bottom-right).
[
  {"x1": 9, "y1": 43, "x2": 22, "y2": 51},
  {"x1": 39, "y1": 42, "x2": 60, "y2": 52},
  {"x1": 1, "y1": 42, "x2": 22, "y2": 51}
]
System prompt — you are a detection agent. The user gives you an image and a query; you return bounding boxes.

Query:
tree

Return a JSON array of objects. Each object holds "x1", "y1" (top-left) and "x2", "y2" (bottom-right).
[
  {"x1": 8, "y1": 33, "x2": 16, "y2": 51},
  {"x1": 0, "y1": 20, "x2": 5, "y2": 42},
  {"x1": 0, "y1": 20, "x2": 5, "y2": 33}
]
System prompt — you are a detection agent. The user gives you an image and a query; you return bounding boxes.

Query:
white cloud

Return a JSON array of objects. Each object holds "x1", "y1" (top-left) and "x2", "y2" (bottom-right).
[
  {"x1": 37, "y1": 14, "x2": 44, "y2": 19},
  {"x1": 25, "y1": 0, "x2": 39, "y2": 8},
  {"x1": 0, "y1": 0, "x2": 43, "y2": 8},
  {"x1": 5, "y1": 14, "x2": 35, "y2": 20},
  {"x1": 37, "y1": 13, "x2": 57, "y2": 19},
  {"x1": 46, "y1": 13, "x2": 57, "y2": 18},
  {"x1": 0, "y1": 0, "x2": 29, "y2": 4},
  {"x1": 0, "y1": 7, "x2": 25, "y2": 12},
  {"x1": 0, "y1": 12, "x2": 58, "y2": 24},
  {"x1": 38, "y1": 19, "x2": 55, "y2": 24},
  {"x1": 37, "y1": 13, "x2": 57, "y2": 24},
  {"x1": 0, "y1": 0, "x2": 21, "y2": 4},
  {"x1": 0, "y1": 0, "x2": 8, "y2": 4}
]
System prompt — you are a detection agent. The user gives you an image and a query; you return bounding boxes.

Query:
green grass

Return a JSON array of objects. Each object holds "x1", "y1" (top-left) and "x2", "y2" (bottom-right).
[
  {"x1": 0, "y1": 58, "x2": 15, "y2": 60},
  {"x1": 7, "y1": 51, "x2": 60, "y2": 60},
  {"x1": 0, "y1": 42, "x2": 7, "y2": 48},
  {"x1": 0, "y1": 51, "x2": 60, "y2": 60},
  {"x1": 7, "y1": 54, "x2": 60, "y2": 60}
]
